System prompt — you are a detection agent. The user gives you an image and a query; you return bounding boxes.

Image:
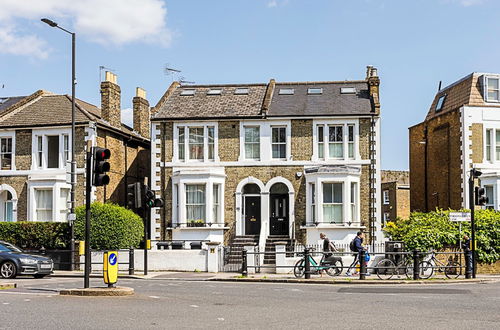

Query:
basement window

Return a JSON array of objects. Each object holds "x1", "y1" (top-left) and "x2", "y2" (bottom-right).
[
  {"x1": 308, "y1": 88, "x2": 323, "y2": 95},
  {"x1": 340, "y1": 87, "x2": 356, "y2": 94},
  {"x1": 279, "y1": 88, "x2": 294, "y2": 95},
  {"x1": 207, "y1": 89, "x2": 222, "y2": 95},
  {"x1": 180, "y1": 89, "x2": 195, "y2": 96},
  {"x1": 234, "y1": 88, "x2": 249, "y2": 95},
  {"x1": 435, "y1": 95, "x2": 446, "y2": 112}
]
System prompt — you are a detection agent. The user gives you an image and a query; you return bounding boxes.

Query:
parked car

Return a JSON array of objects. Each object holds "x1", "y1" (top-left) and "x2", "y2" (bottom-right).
[{"x1": 0, "y1": 241, "x2": 53, "y2": 279}]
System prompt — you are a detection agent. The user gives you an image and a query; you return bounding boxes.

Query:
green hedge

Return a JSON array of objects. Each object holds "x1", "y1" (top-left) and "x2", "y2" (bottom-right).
[
  {"x1": 74, "y1": 202, "x2": 144, "y2": 250},
  {"x1": 0, "y1": 222, "x2": 70, "y2": 249},
  {"x1": 384, "y1": 209, "x2": 500, "y2": 263}
]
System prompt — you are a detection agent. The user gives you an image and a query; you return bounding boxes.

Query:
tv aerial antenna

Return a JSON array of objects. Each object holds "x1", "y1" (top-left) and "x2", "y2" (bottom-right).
[
  {"x1": 99, "y1": 65, "x2": 116, "y2": 82},
  {"x1": 164, "y1": 64, "x2": 195, "y2": 85}
]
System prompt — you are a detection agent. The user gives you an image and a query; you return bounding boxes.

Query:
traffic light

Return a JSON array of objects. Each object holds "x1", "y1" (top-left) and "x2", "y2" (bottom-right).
[
  {"x1": 93, "y1": 147, "x2": 111, "y2": 186},
  {"x1": 475, "y1": 187, "x2": 489, "y2": 206},
  {"x1": 143, "y1": 186, "x2": 164, "y2": 208},
  {"x1": 127, "y1": 182, "x2": 142, "y2": 209}
]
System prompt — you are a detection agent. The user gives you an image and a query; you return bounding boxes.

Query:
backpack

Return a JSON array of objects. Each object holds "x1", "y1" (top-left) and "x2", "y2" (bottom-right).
[{"x1": 349, "y1": 239, "x2": 357, "y2": 252}]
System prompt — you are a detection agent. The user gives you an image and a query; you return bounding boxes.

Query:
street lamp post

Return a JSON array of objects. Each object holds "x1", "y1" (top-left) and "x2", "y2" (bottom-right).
[{"x1": 41, "y1": 18, "x2": 77, "y2": 271}]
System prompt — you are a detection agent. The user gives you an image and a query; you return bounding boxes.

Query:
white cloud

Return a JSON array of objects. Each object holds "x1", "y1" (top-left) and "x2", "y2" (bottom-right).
[
  {"x1": 267, "y1": 0, "x2": 289, "y2": 8},
  {"x1": 267, "y1": 0, "x2": 278, "y2": 8},
  {"x1": 442, "y1": 0, "x2": 488, "y2": 6},
  {"x1": 0, "y1": 0, "x2": 171, "y2": 59},
  {"x1": 121, "y1": 107, "x2": 133, "y2": 127}
]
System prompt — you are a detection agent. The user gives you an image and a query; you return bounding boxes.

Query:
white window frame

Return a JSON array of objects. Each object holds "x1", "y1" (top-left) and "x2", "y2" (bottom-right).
[
  {"x1": 173, "y1": 123, "x2": 219, "y2": 163},
  {"x1": 383, "y1": 190, "x2": 390, "y2": 204},
  {"x1": 313, "y1": 120, "x2": 359, "y2": 161},
  {"x1": 185, "y1": 184, "x2": 206, "y2": 223},
  {"x1": 238, "y1": 120, "x2": 291, "y2": 162},
  {"x1": 243, "y1": 126, "x2": 260, "y2": 160},
  {"x1": 484, "y1": 75, "x2": 500, "y2": 103},
  {"x1": 322, "y1": 182, "x2": 343, "y2": 224},
  {"x1": 0, "y1": 133, "x2": 14, "y2": 171},
  {"x1": 383, "y1": 212, "x2": 390, "y2": 223},
  {"x1": 28, "y1": 181, "x2": 71, "y2": 222},
  {"x1": 271, "y1": 126, "x2": 287, "y2": 160},
  {"x1": 484, "y1": 185, "x2": 494, "y2": 209},
  {"x1": 31, "y1": 128, "x2": 71, "y2": 170}
]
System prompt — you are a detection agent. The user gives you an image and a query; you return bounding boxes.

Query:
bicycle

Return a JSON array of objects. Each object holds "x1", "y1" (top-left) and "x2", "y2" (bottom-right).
[
  {"x1": 418, "y1": 251, "x2": 461, "y2": 279},
  {"x1": 293, "y1": 249, "x2": 343, "y2": 278},
  {"x1": 375, "y1": 253, "x2": 414, "y2": 280}
]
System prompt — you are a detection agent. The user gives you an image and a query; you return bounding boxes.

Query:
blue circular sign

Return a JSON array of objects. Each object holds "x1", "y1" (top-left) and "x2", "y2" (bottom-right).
[{"x1": 109, "y1": 253, "x2": 117, "y2": 266}]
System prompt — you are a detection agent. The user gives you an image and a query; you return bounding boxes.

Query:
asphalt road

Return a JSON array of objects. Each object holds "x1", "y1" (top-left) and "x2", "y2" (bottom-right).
[{"x1": 1, "y1": 277, "x2": 499, "y2": 330}]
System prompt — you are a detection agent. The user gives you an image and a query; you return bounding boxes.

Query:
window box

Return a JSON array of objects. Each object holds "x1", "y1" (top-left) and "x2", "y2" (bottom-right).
[{"x1": 187, "y1": 220, "x2": 205, "y2": 227}]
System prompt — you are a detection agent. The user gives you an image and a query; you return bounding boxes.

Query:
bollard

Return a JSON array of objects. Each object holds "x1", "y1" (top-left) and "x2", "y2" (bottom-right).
[
  {"x1": 413, "y1": 249, "x2": 420, "y2": 280},
  {"x1": 304, "y1": 248, "x2": 311, "y2": 279},
  {"x1": 465, "y1": 250, "x2": 472, "y2": 279},
  {"x1": 129, "y1": 247, "x2": 135, "y2": 275},
  {"x1": 241, "y1": 249, "x2": 248, "y2": 277},
  {"x1": 359, "y1": 250, "x2": 366, "y2": 280}
]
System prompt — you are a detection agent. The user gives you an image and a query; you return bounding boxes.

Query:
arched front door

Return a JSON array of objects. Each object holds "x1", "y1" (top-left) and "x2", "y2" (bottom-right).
[
  {"x1": 269, "y1": 183, "x2": 289, "y2": 235},
  {"x1": 243, "y1": 183, "x2": 261, "y2": 235}
]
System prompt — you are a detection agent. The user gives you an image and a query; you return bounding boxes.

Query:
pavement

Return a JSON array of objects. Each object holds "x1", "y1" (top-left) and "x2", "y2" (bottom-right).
[{"x1": 0, "y1": 276, "x2": 499, "y2": 329}]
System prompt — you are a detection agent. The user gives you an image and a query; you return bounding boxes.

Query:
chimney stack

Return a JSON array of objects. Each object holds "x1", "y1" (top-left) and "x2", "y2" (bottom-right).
[
  {"x1": 133, "y1": 87, "x2": 150, "y2": 138},
  {"x1": 366, "y1": 65, "x2": 380, "y2": 114},
  {"x1": 101, "y1": 71, "x2": 122, "y2": 128}
]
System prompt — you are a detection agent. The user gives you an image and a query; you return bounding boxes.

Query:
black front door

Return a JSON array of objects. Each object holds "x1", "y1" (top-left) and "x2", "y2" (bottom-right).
[
  {"x1": 270, "y1": 194, "x2": 289, "y2": 235},
  {"x1": 244, "y1": 196, "x2": 261, "y2": 235}
]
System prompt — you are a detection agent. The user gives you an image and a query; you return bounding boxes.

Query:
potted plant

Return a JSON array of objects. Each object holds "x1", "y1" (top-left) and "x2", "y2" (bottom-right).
[{"x1": 187, "y1": 219, "x2": 205, "y2": 227}]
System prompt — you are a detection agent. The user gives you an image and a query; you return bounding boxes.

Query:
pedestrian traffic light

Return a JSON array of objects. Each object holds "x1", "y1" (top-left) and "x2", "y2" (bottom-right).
[
  {"x1": 93, "y1": 147, "x2": 111, "y2": 186},
  {"x1": 143, "y1": 186, "x2": 164, "y2": 208},
  {"x1": 127, "y1": 182, "x2": 142, "y2": 209},
  {"x1": 475, "y1": 186, "x2": 489, "y2": 206}
]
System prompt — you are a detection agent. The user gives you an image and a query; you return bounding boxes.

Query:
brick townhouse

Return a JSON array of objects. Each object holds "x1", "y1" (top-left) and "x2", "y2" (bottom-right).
[
  {"x1": 381, "y1": 170, "x2": 409, "y2": 223},
  {"x1": 149, "y1": 66, "x2": 383, "y2": 249},
  {"x1": 409, "y1": 72, "x2": 500, "y2": 211},
  {"x1": 0, "y1": 72, "x2": 149, "y2": 222}
]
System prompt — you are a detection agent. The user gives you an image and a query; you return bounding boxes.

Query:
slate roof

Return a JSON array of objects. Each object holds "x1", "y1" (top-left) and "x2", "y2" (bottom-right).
[
  {"x1": 268, "y1": 81, "x2": 372, "y2": 117},
  {"x1": 153, "y1": 84, "x2": 268, "y2": 119},
  {"x1": 0, "y1": 92, "x2": 142, "y2": 140},
  {"x1": 153, "y1": 79, "x2": 376, "y2": 120},
  {"x1": 0, "y1": 96, "x2": 26, "y2": 115},
  {"x1": 424, "y1": 72, "x2": 500, "y2": 121}
]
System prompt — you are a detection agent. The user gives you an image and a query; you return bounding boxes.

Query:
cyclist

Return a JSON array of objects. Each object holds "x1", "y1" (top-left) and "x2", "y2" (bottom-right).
[
  {"x1": 346, "y1": 231, "x2": 369, "y2": 276},
  {"x1": 319, "y1": 233, "x2": 340, "y2": 276}
]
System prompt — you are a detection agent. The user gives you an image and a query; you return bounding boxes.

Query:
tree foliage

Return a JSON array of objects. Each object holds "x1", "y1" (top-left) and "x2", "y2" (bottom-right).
[
  {"x1": 0, "y1": 222, "x2": 70, "y2": 249},
  {"x1": 384, "y1": 209, "x2": 500, "y2": 264}
]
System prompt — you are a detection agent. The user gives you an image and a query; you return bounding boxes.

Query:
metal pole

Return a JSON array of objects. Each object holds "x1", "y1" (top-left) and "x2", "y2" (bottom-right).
[
  {"x1": 84, "y1": 146, "x2": 92, "y2": 288},
  {"x1": 129, "y1": 247, "x2": 135, "y2": 275},
  {"x1": 413, "y1": 249, "x2": 420, "y2": 280},
  {"x1": 144, "y1": 207, "x2": 149, "y2": 275},
  {"x1": 469, "y1": 169, "x2": 476, "y2": 278},
  {"x1": 69, "y1": 32, "x2": 76, "y2": 271},
  {"x1": 241, "y1": 249, "x2": 248, "y2": 277},
  {"x1": 359, "y1": 250, "x2": 366, "y2": 280},
  {"x1": 304, "y1": 248, "x2": 311, "y2": 279},
  {"x1": 465, "y1": 250, "x2": 472, "y2": 279}
]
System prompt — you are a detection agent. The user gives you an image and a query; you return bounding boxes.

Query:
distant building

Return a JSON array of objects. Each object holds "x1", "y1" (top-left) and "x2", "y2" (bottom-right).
[
  {"x1": 381, "y1": 170, "x2": 409, "y2": 223},
  {"x1": 0, "y1": 72, "x2": 149, "y2": 222},
  {"x1": 409, "y1": 72, "x2": 500, "y2": 211},
  {"x1": 150, "y1": 66, "x2": 383, "y2": 250}
]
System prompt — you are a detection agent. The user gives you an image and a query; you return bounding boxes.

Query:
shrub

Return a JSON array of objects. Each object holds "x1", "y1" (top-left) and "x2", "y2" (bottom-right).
[
  {"x1": 0, "y1": 222, "x2": 70, "y2": 249},
  {"x1": 384, "y1": 209, "x2": 500, "y2": 264},
  {"x1": 74, "y1": 202, "x2": 144, "y2": 250}
]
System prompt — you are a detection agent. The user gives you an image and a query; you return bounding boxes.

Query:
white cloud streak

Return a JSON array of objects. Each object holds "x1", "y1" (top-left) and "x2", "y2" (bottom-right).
[
  {"x1": 0, "y1": 0, "x2": 171, "y2": 59},
  {"x1": 121, "y1": 107, "x2": 133, "y2": 127}
]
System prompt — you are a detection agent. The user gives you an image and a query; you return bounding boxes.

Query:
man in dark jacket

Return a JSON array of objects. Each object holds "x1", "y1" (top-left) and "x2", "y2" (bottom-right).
[{"x1": 346, "y1": 231, "x2": 368, "y2": 276}]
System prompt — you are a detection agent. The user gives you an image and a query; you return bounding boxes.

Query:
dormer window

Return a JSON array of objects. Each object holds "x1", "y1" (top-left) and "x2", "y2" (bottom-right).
[
  {"x1": 279, "y1": 88, "x2": 294, "y2": 95},
  {"x1": 486, "y1": 76, "x2": 500, "y2": 102},
  {"x1": 435, "y1": 95, "x2": 446, "y2": 112},
  {"x1": 234, "y1": 88, "x2": 249, "y2": 95},
  {"x1": 180, "y1": 89, "x2": 195, "y2": 96},
  {"x1": 308, "y1": 88, "x2": 323, "y2": 95},
  {"x1": 207, "y1": 89, "x2": 222, "y2": 95}
]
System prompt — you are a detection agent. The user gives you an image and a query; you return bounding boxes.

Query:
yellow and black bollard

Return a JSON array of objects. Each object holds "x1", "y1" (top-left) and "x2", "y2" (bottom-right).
[{"x1": 103, "y1": 251, "x2": 118, "y2": 288}]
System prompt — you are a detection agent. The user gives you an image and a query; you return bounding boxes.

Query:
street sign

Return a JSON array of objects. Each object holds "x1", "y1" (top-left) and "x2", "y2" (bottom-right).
[
  {"x1": 103, "y1": 251, "x2": 118, "y2": 287},
  {"x1": 449, "y1": 212, "x2": 471, "y2": 222}
]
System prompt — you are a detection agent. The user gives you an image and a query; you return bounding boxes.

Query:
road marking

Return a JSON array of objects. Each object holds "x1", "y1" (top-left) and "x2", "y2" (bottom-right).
[
  {"x1": 190, "y1": 305, "x2": 199, "y2": 308},
  {"x1": 3, "y1": 302, "x2": 9, "y2": 305},
  {"x1": 0, "y1": 291, "x2": 54, "y2": 296},
  {"x1": 24, "y1": 299, "x2": 31, "y2": 302},
  {"x1": 149, "y1": 296, "x2": 160, "y2": 299},
  {"x1": 217, "y1": 318, "x2": 225, "y2": 321}
]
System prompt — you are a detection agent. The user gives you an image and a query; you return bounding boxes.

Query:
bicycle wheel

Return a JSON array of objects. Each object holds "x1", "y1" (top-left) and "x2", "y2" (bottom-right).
[
  {"x1": 294, "y1": 259, "x2": 305, "y2": 278},
  {"x1": 326, "y1": 260, "x2": 343, "y2": 277},
  {"x1": 445, "y1": 261, "x2": 461, "y2": 279},
  {"x1": 418, "y1": 261, "x2": 433, "y2": 279},
  {"x1": 375, "y1": 259, "x2": 396, "y2": 280},
  {"x1": 404, "y1": 261, "x2": 414, "y2": 279}
]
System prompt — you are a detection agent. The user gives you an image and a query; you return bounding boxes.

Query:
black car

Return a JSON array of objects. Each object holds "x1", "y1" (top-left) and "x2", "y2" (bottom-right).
[{"x1": 0, "y1": 241, "x2": 53, "y2": 279}]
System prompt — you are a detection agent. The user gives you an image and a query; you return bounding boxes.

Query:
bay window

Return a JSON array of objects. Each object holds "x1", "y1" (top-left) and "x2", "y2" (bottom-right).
[
  {"x1": 175, "y1": 125, "x2": 217, "y2": 162},
  {"x1": 186, "y1": 184, "x2": 206, "y2": 222},
  {"x1": 213, "y1": 184, "x2": 220, "y2": 223},
  {"x1": 351, "y1": 182, "x2": 357, "y2": 222},
  {"x1": 0, "y1": 137, "x2": 12, "y2": 170},
  {"x1": 244, "y1": 126, "x2": 260, "y2": 160},
  {"x1": 59, "y1": 188, "x2": 70, "y2": 221},
  {"x1": 322, "y1": 183, "x2": 343, "y2": 224},
  {"x1": 310, "y1": 183, "x2": 316, "y2": 223},
  {"x1": 35, "y1": 189, "x2": 53, "y2": 221}
]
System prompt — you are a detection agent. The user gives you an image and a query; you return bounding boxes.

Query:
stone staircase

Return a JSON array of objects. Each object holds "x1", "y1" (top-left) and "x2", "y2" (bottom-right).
[
  {"x1": 226, "y1": 235, "x2": 259, "y2": 265},
  {"x1": 263, "y1": 235, "x2": 291, "y2": 265}
]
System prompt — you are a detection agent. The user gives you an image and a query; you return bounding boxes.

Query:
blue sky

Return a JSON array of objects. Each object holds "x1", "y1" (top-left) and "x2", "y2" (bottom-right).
[{"x1": 1, "y1": 0, "x2": 500, "y2": 170}]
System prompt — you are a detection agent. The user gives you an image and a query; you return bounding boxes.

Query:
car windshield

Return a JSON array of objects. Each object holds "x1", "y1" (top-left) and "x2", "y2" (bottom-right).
[{"x1": 0, "y1": 242, "x2": 23, "y2": 252}]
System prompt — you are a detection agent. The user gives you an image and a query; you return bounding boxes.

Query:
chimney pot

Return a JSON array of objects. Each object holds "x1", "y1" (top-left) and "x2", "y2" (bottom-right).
[{"x1": 136, "y1": 87, "x2": 147, "y2": 99}]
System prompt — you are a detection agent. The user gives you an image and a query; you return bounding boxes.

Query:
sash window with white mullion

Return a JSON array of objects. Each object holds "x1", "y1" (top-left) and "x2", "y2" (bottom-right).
[
  {"x1": 189, "y1": 127, "x2": 204, "y2": 160},
  {"x1": 208, "y1": 126, "x2": 215, "y2": 160},
  {"x1": 271, "y1": 126, "x2": 287, "y2": 159},
  {"x1": 315, "y1": 122, "x2": 357, "y2": 160},
  {"x1": 348, "y1": 125, "x2": 355, "y2": 159},
  {"x1": 244, "y1": 126, "x2": 260, "y2": 160},
  {"x1": 322, "y1": 182, "x2": 343, "y2": 224},
  {"x1": 63, "y1": 134, "x2": 69, "y2": 163},
  {"x1": 0, "y1": 137, "x2": 12, "y2": 170},
  {"x1": 37, "y1": 136, "x2": 43, "y2": 167},
  {"x1": 185, "y1": 184, "x2": 206, "y2": 222},
  {"x1": 212, "y1": 184, "x2": 220, "y2": 223},
  {"x1": 486, "y1": 129, "x2": 492, "y2": 162},
  {"x1": 485, "y1": 76, "x2": 500, "y2": 102},
  {"x1": 310, "y1": 183, "x2": 316, "y2": 223},
  {"x1": 328, "y1": 125, "x2": 343, "y2": 159},
  {"x1": 175, "y1": 124, "x2": 217, "y2": 162},
  {"x1": 496, "y1": 129, "x2": 500, "y2": 162},
  {"x1": 350, "y1": 182, "x2": 357, "y2": 223},
  {"x1": 317, "y1": 126, "x2": 325, "y2": 159},
  {"x1": 35, "y1": 188, "x2": 53, "y2": 221}
]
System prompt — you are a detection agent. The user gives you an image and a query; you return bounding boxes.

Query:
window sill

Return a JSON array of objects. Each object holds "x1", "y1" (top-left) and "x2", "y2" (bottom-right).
[
  {"x1": 170, "y1": 226, "x2": 229, "y2": 230},
  {"x1": 301, "y1": 223, "x2": 365, "y2": 229}
]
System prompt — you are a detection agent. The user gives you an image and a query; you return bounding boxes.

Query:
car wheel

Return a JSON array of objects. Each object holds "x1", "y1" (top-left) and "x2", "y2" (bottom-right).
[
  {"x1": 0, "y1": 261, "x2": 17, "y2": 279},
  {"x1": 33, "y1": 274, "x2": 47, "y2": 279}
]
